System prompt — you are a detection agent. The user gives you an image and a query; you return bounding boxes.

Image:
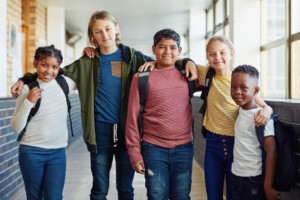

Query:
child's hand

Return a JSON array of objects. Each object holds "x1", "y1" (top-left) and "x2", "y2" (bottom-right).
[
  {"x1": 138, "y1": 61, "x2": 156, "y2": 72},
  {"x1": 81, "y1": 47, "x2": 96, "y2": 58},
  {"x1": 185, "y1": 60, "x2": 198, "y2": 81},
  {"x1": 11, "y1": 80, "x2": 24, "y2": 97},
  {"x1": 131, "y1": 160, "x2": 145, "y2": 174},
  {"x1": 27, "y1": 87, "x2": 42, "y2": 103},
  {"x1": 264, "y1": 187, "x2": 280, "y2": 200},
  {"x1": 254, "y1": 105, "x2": 272, "y2": 126}
]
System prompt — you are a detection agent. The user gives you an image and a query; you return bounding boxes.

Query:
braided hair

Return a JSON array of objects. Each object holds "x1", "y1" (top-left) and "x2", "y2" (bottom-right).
[{"x1": 34, "y1": 45, "x2": 63, "y2": 64}]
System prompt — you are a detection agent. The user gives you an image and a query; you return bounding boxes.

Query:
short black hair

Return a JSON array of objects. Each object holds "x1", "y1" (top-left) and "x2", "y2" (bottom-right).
[
  {"x1": 232, "y1": 65, "x2": 259, "y2": 79},
  {"x1": 34, "y1": 45, "x2": 63, "y2": 64},
  {"x1": 153, "y1": 28, "x2": 181, "y2": 47}
]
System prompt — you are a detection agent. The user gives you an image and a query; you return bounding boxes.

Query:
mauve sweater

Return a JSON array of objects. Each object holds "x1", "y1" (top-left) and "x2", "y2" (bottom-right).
[{"x1": 126, "y1": 67, "x2": 193, "y2": 164}]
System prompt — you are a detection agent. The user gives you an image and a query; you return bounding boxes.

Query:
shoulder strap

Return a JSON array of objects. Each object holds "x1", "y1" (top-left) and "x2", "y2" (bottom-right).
[
  {"x1": 255, "y1": 114, "x2": 278, "y2": 178},
  {"x1": 199, "y1": 67, "x2": 215, "y2": 114},
  {"x1": 17, "y1": 81, "x2": 41, "y2": 141},
  {"x1": 55, "y1": 76, "x2": 74, "y2": 137},
  {"x1": 55, "y1": 76, "x2": 71, "y2": 111},
  {"x1": 138, "y1": 68, "x2": 151, "y2": 138}
]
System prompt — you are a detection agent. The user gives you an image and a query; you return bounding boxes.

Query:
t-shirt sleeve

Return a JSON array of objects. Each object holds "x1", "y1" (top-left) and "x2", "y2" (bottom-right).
[{"x1": 264, "y1": 119, "x2": 275, "y2": 137}]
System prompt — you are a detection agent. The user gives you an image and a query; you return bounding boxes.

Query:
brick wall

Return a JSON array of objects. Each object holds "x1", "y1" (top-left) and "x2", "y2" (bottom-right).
[
  {"x1": 191, "y1": 97, "x2": 300, "y2": 200},
  {"x1": 0, "y1": 94, "x2": 82, "y2": 200}
]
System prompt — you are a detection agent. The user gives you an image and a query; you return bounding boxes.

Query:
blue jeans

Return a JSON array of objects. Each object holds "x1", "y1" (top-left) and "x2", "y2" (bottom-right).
[
  {"x1": 19, "y1": 145, "x2": 66, "y2": 200},
  {"x1": 90, "y1": 122, "x2": 134, "y2": 200},
  {"x1": 231, "y1": 173, "x2": 266, "y2": 200},
  {"x1": 204, "y1": 131, "x2": 234, "y2": 200},
  {"x1": 141, "y1": 141, "x2": 194, "y2": 200}
]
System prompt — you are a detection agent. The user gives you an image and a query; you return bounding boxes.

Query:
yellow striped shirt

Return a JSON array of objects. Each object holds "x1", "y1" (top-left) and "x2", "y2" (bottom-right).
[{"x1": 197, "y1": 66, "x2": 239, "y2": 136}]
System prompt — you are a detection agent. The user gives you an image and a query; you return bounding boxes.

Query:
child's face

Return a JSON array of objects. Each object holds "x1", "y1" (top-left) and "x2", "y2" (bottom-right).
[
  {"x1": 231, "y1": 72, "x2": 259, "y2": 109},
  {"x1": 92, "y1": 19, "x2": 119, "y2": 50},
  {"x1": 207, "y1": 40, "x2": 234, "y2": 72},
  {"x1": 152, "y1": 38, "x2": 182, "y2": 69},
  {"x1": 34, "y1": 56, "x2": 60, "y2": 82}
]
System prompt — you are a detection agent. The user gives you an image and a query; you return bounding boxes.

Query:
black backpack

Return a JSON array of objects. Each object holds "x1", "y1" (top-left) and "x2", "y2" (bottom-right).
[
  {"x1": 138, "y1": 67, "x2": 196, "y2": 138},
  {"x1": 17, "y1": 75, "x2": 73, "y2": 141},
  {"x1": 255, "y1": 114, "x2": 297, "y2": 192},
  {"x1": 199, "y1": 67, "x2": 215, "y2": 138}
]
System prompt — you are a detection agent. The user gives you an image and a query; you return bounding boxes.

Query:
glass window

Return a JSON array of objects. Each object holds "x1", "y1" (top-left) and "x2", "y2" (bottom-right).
[
  {"x1": 261, "y1": 0, "x2": 285, "y2": 44},
  {"x1": 206, "y1": 8, "x2": 213, "y2": 36},
  {"x1": 260, "y1": 45, "x2": 285, "y2": 98},
  {"x1": 226, "y1": 0, "x2": 230, "y2": 18},
  {"x1": 291, "y1": 40, "x2": 300, "y2": 99},
  {"x1": 215, "y1": 0, "x2": 224, "y2": 26},
  {"x1": 291, "y1": 0, "x2": 300, "y2": 34}
]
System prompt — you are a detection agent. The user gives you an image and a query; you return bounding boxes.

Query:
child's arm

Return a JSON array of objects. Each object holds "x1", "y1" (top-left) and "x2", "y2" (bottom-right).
[
  {"x1": 11, "y1": 86, "x2": 41, "y2": 134},
  {"x1": 254, "y1": 95, "x2": 273, "y2": 126},
  {"x1": 264, "y1": 136, "x2": 280, "y2": 200}
]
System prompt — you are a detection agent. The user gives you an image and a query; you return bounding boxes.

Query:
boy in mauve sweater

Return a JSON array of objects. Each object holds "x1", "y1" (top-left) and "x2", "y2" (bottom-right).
[{"x1": 126, "y1": 28, "x2": 195, "y2": 200}]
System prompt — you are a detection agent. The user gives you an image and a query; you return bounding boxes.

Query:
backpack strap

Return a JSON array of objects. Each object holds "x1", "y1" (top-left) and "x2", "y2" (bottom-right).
[
  {"x1": 255, "y1": 114, "x2": 278, "y2": 178},
  {"x1": 198, "y1": 67, "x2": 215, "y2": 138},
  {"x1": 55, "y1": 76, "x2": 74, "y2": 137},
  {"x1": 138, "y1": 68, "x2": 151, "y2": 138},
  {"x1": 199, "y1": 67, "x2": 215, "y2": 114},
  {"x1": 17, "y1": 81, "x2": 41, "y2": 142}
]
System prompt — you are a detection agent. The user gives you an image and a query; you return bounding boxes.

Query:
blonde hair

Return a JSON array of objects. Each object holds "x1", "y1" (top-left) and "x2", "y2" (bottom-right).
[
  {"x1": 206, "y1": 35, "x2": 234, "y2": 53},
  {"x1": 87, "y1": 11, "x2": 121, "y2": 47}
]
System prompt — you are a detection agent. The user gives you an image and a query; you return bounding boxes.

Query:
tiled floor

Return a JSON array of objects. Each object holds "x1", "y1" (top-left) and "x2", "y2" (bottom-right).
[{"x1": 11, "y1": 137, "x2": 207, "y2": 200}]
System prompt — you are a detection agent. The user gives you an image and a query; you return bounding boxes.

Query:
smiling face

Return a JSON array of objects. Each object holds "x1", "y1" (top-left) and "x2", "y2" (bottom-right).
[
  {"x1": 152, "y1": 38, "x2": 182, "y2": 69},
  {"x1": 206, "y1": 40, "x2": 234, "y2": 75},
  {"x1": 34, "y1": 56, "x2": 60, "y2": 82},
  {"x1": 92, "y1": 19, "x2": 119, "y2": 54},
  {"x1": 231, "y1": 72, "x2": 259, "y2": 110}
]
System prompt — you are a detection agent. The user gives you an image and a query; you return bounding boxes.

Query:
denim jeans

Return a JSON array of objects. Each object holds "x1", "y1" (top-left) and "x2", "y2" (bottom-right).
[
  {"x1": 231, "y1": 173, "x2": 266, "y2": 200},
  {"x1": 204, "y1": 131, "x2": 234, "y2": 200},
  {"x1": 18, "y1": 145, "x2": 66, "y2": 200},
  {"x1": 141, "y1": 141, "x2": 194, "y2": 200},
  {"x1": 90, "y1": 121, "x2": 134, "y2": 200}
]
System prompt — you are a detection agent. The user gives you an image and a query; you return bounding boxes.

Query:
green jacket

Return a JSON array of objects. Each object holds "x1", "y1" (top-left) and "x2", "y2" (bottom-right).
[{"x1": 62, "y1": 44, "x2": 152, "y2": 152}]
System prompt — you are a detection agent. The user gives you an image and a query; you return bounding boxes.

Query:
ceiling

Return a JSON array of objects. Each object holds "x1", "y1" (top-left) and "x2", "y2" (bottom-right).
[{"x1": 42, "y1": 0, "x2": 210, "y2": 54}]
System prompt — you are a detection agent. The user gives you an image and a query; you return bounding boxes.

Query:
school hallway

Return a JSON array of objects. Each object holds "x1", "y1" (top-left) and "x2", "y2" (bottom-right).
[{"x1": 11, "y1": 136, "x2": 207, "y2": 200}]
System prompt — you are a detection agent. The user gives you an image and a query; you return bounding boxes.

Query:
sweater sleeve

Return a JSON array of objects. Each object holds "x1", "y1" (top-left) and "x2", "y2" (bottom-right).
[
  {"x1": 11, "y1": 86, "x2": 35, "y2": 135},
  {"x1": 125, "y1": 74, "x2": 144, "y2": 164}
]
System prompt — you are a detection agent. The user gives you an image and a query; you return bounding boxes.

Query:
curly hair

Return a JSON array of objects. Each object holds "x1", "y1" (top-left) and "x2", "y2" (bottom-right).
[{"x1": 232, "y1": 64, "x2": 259, "y2": 79}]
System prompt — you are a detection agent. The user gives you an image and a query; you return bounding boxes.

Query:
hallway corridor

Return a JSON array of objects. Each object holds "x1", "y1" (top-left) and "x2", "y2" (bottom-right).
[{"x1": 11, "y1": 137, "x2": 207, "y2": 200}]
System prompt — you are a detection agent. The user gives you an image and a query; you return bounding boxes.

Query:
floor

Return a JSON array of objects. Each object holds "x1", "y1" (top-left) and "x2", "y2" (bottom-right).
[{"x1": 11, "y1": 137, "x2": 207, "y2": 200}]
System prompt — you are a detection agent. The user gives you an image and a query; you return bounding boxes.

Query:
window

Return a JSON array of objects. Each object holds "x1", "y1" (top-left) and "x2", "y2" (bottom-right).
[
  {"x1": 261, "y1": 0, "x2": 300, "y2": 99},
  {"x1": 291, "y1": 40, "x2": 300, "y2": 98},
  {"x1": 291, "y1": 0, "x2": 300, "y2": 34},
  {"x1": 260, "y1": 45, "x2": 285, "y2": 98},
  {"x1": 215, "y1": 0, "x2": 224, "y2": 26},
  {"x1": 206, "y1": 0, "x2": 229, "y2": 38},
  {"x1": 261, "y1": 0, "x2": 285, "y2": 44}
]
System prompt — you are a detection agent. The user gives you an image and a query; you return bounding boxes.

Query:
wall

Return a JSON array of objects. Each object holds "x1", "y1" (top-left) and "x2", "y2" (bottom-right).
[
  {"x1": 0, "y1": 94, "x2": 82, "y2": 200},
  {"x1": 191, "y1": 97, "x2": 300, "y2": 200}
]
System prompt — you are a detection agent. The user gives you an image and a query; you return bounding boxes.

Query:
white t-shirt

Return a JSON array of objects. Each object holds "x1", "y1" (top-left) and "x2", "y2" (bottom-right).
[
  {"x1": 231, "y1": 107, "x2": 274, "y2": 177},
  {"x1": 11, "y1": 75, "x2": 76, "y2": 149}
]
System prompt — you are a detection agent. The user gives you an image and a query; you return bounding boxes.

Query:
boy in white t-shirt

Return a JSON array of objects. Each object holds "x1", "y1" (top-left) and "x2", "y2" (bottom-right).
[{"x1": 230, "y1": 65, "x2": 280, "y2": 200}]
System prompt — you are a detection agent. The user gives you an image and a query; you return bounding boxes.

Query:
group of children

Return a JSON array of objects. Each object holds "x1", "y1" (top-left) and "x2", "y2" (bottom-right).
[{"x1": 11, "y1": 10, "x2": 279, "y2": 200}]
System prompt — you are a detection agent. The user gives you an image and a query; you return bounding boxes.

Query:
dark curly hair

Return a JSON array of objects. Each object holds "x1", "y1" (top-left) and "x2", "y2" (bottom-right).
[{"x1": 232, "y1": 65, "x2": 259, "y2": 79}]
